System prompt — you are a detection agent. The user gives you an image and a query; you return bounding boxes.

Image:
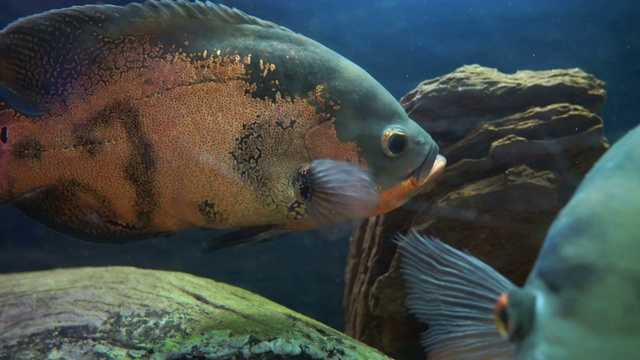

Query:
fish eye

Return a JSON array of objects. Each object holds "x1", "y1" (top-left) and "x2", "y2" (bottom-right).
[
  {"x1": 494, "y1": 290, "x2": 536, "y2": 343},
  {"x1": 381, "y1": 126, "x2": 408, "y2": 158},
  {"x1": 494, "y1": 293, "x2": 511, "y2": 338}
]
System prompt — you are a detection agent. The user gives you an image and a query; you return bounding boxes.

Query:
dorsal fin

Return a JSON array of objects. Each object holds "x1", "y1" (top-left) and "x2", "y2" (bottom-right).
[
  {"x1": 0, "y1": 84, "x2": 46, "y2": 117},
  {"x1": 0, "y1": 0, "x2": 293, "y2": 113}
]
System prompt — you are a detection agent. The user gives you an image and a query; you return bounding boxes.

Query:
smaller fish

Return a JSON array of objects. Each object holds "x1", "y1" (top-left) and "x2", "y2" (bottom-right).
[{"x1": 397, "y1": 124, "x2": 640, "y2": 360}]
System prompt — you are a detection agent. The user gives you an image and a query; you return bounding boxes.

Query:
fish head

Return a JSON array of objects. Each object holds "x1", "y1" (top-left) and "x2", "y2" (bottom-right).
[
  {"x1": 367, "y1": 118, "x2": 446, "y2": 216},
  {"x1": 324, "y1": 66, "x2": 446, "y2": 216},
  {"x1": 299, "y1": 87, "x2": 444, "y2": 226}
]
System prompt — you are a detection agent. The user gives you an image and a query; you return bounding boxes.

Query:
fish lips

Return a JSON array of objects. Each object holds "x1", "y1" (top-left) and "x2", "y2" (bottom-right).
[
  {"x1": 413, "y1": 149, "x2": 446, "y2": 186},
  {"x1": 371, "y1": 148, "x2": 446, "y2": 217}
]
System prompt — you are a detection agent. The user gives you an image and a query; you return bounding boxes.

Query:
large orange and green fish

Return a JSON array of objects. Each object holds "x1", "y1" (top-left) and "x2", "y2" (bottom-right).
[
  {"x1": 0, "y1": 1, "x2": 445, "y2": 249},
  {"x1": 398, "y1": 124, "x2": 640, "y2": 359}
]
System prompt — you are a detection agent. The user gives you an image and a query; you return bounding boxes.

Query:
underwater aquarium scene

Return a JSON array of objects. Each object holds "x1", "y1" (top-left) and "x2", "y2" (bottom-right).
[{"x1": 0, "y1": 0, "x2": 639, "y2": 359}]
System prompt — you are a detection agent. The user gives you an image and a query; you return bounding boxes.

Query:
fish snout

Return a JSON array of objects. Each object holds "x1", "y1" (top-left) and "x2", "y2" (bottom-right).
[
  {"x1": 371, "y1": 150, "x2": 446, "y2": 217},
  {"x1": 417, "y1": 153, "x2": 446, "y2": 186}
]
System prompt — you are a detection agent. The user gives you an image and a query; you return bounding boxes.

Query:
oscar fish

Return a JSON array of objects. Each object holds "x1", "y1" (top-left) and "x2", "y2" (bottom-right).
[
  {"x1": 398, "y1": 124, "x2": 640, "y2": 359},
  {"x1": 0, "y1": 1, "x2": 445, "y2": 249}
]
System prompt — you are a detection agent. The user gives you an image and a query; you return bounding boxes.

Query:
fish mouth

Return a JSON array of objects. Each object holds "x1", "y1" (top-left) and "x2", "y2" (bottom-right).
[
  {"x1": 371, "y1": 152, "x2": 447, "y2": 216},
  {"x1": 413, "y1": 153, "x2": 446, "y2": 186}
]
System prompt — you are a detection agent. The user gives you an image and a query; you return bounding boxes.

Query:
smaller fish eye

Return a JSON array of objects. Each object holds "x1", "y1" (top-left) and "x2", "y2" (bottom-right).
[
  {"x1": 382, "y1": 126, "x2": 408, "y2": 157},
  {"x1": 494, "y1": 290, "x2": 536, "y2": 343},
  {"x1": 494, "y1": 293, "x2": 511, "y2": 338}
]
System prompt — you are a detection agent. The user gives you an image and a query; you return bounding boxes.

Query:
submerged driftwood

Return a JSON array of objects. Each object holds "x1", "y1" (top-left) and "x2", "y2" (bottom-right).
[
  {"x1": 344, "y1": 65, "x2": 609, "y2": 358},
  {"x1": 0, "y1": 266, "x2": 391, "y2": 360}
]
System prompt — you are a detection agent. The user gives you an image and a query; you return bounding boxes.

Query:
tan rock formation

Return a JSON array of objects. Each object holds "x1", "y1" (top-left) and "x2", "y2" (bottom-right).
[{"x1": 344, "y1": 65, "x2": 608, "y2": 359}]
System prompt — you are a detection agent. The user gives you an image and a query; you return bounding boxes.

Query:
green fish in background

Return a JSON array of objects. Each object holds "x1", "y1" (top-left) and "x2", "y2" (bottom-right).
[
  {"x1": 0, "y1": 1, "x2": 445, "y2": 249},
  {"x1": 398, "y1": 123, "x2": 640, "y2": 359}
]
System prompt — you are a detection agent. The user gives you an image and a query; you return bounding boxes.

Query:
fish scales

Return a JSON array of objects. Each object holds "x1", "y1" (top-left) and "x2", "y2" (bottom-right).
[
  {"x1": 2, "y1": 52, "x2": 334, "y2": 234},
  {"x1": 0, "y1": 1, "x2": 444, "y2": 245}
]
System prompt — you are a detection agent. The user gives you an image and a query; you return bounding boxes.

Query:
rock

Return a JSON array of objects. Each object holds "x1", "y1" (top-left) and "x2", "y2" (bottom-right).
[
  {"x1": 402, "y1": 65, "x2": 607, "y2": 147},
  {"x1": 343, "y1": 65, "x2": 608, "y2": 358},
  {"x1": 0, "y1": 267, "x2": 392, "y2": 360}
]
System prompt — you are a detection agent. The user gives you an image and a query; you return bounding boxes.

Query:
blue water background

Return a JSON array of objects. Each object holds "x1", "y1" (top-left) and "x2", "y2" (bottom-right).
[{"x1": 0, "y1": 0, "x2": 638, "y2": 329}]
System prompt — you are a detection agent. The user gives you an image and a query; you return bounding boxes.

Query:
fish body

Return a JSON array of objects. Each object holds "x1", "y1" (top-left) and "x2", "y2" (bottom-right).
[
  {"x1": 0, "y1": 1, "x2": 444, "y2": 245},
  {"x1": 398, "y1": 124, "x2": 640, "y2": 359}
]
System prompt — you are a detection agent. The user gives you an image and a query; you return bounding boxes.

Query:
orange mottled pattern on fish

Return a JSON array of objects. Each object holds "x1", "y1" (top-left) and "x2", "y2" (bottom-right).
[
  {"x1": 1, "y1": 36, "x2": 335, "y2": 233},
  {"x1": 0, "y1": 1, "x2": 442, "y2": 246}
]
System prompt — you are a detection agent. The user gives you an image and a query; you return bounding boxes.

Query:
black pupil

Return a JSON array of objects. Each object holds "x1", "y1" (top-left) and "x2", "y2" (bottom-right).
[
  {"x1": 388, "y1": 133, "x2": 407, "y2": 154},
  {"x1": 297, "y1": 169, "x2": 313, "y2": 201},
  {"x1": 498, "y1": 307, "x2": 510, "y2": 330}
]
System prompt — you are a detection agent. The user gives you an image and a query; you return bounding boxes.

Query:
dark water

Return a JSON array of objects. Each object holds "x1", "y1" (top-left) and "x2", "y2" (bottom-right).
[{"x1": 0, "y1": 0, "x2": 638, "y2": 331}]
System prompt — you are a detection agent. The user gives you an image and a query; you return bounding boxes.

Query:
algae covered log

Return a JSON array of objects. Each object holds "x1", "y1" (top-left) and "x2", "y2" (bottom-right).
[{"x1": 0, "y1": 267, "x2": 391, "y2": 360}]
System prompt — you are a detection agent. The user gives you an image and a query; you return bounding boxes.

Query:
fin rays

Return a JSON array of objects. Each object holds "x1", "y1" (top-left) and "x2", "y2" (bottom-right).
[
  {"x1": 397, "y1": 230, "x2": 515, "y2": 360},
  {"x1": 202, "y1": 226, "x2": 290, "y2": 253},
  {"x1": 306, "y1": 159, "x2": 379, "y2": 227}
]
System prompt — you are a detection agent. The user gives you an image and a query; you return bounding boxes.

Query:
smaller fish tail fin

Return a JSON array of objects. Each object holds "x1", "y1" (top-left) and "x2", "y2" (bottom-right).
[{"x1": 396, "y1": 230, "x2": 515, "y2": 360}]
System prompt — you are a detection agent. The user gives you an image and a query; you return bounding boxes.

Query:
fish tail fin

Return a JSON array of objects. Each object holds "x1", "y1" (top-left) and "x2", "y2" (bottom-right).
[
  {"x1": 0, "y1": 101, "x2": 14, "y2": 203},
  {"x1": 0, "y1": 97, "x2": 41, "y2": 204},
  {"x1": 396, "y1": 230, "x2": 515, "y2": 360},
  {"x1": 0, "y1": 13, "x2": 54, "y2": 203},
  {"x1": 0, "y1": 10, "x2": 58, "y2": 116}
]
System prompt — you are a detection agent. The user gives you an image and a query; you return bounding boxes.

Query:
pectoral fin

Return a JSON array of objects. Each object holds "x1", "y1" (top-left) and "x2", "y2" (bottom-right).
[
  {"x1": 396, "y1": 230, "x2": 515, "y2": 360},
  {"x1": 296, "y1": 159, "x2": 379, "y2": 227},
  {"x1": 202, "y1": 225, "x2": 291, "y2": 253}
]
